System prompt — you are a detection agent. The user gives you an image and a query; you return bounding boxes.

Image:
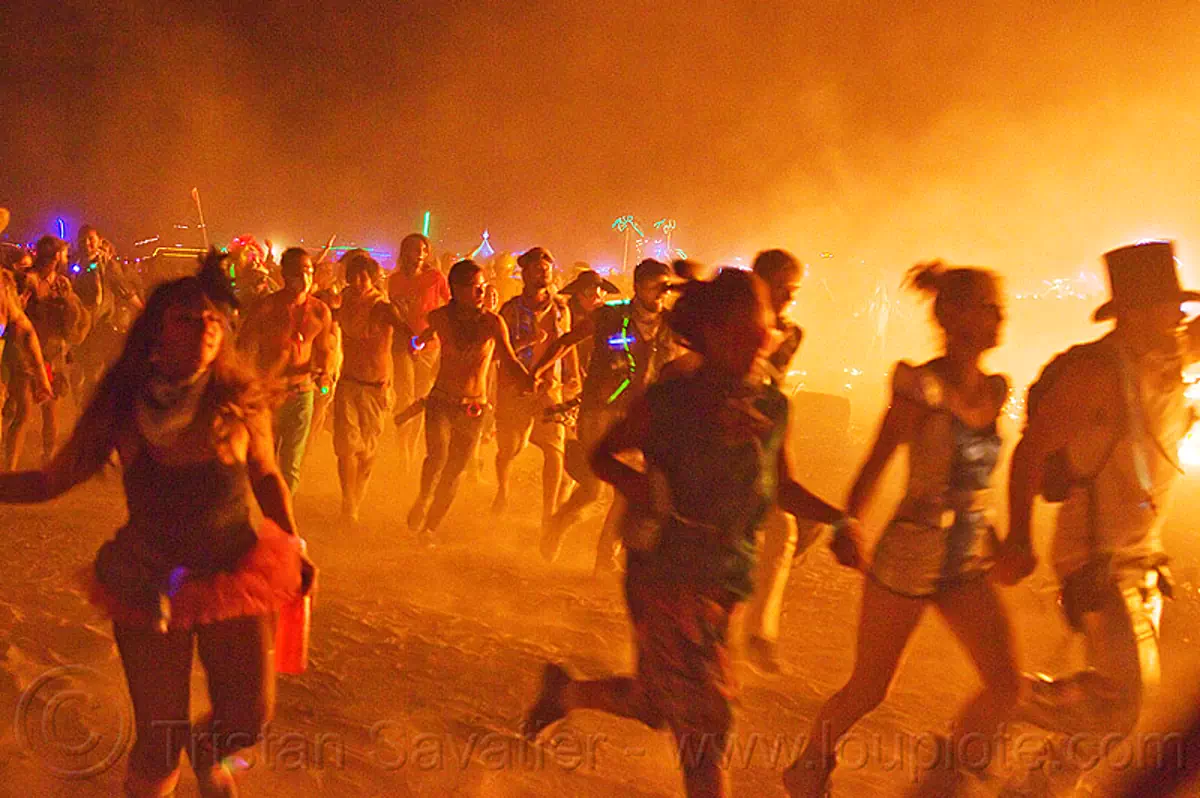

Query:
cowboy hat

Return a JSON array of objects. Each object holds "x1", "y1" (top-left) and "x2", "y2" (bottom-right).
[{"x1": 559, "y1": 269, "x2": 619, "y2": 296}]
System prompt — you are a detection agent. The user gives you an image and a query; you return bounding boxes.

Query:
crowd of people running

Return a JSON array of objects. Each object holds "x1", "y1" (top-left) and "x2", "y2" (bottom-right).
[{"x1": 0, "y1": 214, "x2": 1195, "y2": 798}]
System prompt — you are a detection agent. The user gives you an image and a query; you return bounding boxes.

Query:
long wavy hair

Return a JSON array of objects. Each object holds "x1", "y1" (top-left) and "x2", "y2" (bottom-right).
[{"x1": 83, "y1": 249, "x2": 266, "y2": 442}]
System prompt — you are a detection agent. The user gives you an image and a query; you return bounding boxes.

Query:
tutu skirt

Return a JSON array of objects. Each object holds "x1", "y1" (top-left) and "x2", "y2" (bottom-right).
[{"x1": 84, "y1": 520, "x2": 303, "y2": 630}]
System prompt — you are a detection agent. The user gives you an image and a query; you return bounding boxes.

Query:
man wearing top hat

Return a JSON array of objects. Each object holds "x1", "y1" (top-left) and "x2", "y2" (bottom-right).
[{"x1": 998, "y1": 241, "x2": 1200, "y2": 783}]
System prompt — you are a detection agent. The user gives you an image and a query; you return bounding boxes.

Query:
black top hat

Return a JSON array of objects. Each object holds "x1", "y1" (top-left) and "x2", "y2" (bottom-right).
[
  {"x1": 559, "y1": 269, "x2": 619, "y2": 296},
  {"x1": 1092, "y1": 240, "x2": 1200, "y2": 322}
]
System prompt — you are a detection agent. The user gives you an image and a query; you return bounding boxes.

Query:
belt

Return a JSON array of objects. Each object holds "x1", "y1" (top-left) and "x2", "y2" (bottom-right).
[
  {"x1": 427, "y1": 389, "x2": 490, "y2": 418},
  {"x1": 342, "y1": 375, "x2": 387, "y2": 389}
]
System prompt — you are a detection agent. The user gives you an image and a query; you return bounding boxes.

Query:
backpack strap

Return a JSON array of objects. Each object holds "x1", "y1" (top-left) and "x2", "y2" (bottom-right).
[{"x1": 1066, "y1": 339, "x2": 1125, "y2": 484}]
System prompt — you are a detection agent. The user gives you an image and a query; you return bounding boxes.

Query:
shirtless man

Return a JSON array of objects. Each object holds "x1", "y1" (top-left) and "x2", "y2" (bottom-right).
[
  {"x1": 390, "y1": 233, "x2": 450, "y2": 477},
  {"x1": 0, "y1": 257, "x2": 53, "y2": 455},
  {"x1": 334, "y1": 254, "x2": 406, "y2": 523},
  {"x1": 493, "y1": 247, "x2": 579, "y2": 529},
  {"x1": 4, "y1": 236, "x2": 86, "y2": 469},
  {"x1": 237, "y1": 247, "x2": 334, "y2": 494},
  {"x1": 404, "y1": 260, "x2": 532, "y2": 547},
  {"x1": 307, "y1": 251, "x2": 346, "y2": 445},
  {"x1": 71, "y1": 224, "x2": 141, "y2": 401}
]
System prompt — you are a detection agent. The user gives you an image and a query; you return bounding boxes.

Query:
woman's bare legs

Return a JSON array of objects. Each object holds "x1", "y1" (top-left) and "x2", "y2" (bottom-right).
[
  {"x1": 786, "y1": 578, "x2": 925, "y2": 796},
  {"x1": 927, "y1": 577, "x2": 1020, "y2": 786}
]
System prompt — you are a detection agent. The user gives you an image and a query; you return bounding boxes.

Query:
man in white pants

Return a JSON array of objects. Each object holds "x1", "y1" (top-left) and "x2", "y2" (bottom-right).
[{"x1": 742, "y1": 249, "x2": 823, "y2": 675}]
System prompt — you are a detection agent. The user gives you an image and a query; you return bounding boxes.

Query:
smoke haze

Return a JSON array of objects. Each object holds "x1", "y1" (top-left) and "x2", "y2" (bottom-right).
[{"x1": 3, "y1": 0, "x2": 1199, "y2": 278}]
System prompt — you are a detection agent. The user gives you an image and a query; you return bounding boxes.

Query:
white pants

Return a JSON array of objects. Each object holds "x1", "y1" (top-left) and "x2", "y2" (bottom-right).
[{"x1": 744, "y1": 507, "x2": 824, "y2": 641}]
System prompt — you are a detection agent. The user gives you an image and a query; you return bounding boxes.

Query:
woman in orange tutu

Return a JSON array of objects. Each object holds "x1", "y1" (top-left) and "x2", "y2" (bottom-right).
[{"x1": 0, "y1": 250, "x2": 313, "y2": 797}]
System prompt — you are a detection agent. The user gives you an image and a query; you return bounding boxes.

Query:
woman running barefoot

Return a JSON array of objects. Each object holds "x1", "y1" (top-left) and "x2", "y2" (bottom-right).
[
  {"x1": 524, "y1": 269, "x2": 845, "y2": 798},
  {"x1": 0, "y1": 251, "x2": 313, "y2": 798},
  {"x1": 784, "y1": 262, "x2": 1020, "y2": 798}
]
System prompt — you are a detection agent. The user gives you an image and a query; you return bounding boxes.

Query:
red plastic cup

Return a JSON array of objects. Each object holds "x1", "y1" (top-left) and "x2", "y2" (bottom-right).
[{"x1": 275, "y1": 539, "x2": 311, "y2": 675}]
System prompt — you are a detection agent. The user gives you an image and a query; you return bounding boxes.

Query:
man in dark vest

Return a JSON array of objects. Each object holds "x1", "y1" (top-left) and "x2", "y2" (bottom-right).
[{"x1": 533, "y1": 258, "x2": 676, "y2": 566}]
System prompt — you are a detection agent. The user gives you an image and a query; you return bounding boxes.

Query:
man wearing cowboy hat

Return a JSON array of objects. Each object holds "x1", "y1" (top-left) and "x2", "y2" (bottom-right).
[
  {"x1": 558, "y1": 268, "x2": 620, "y2": 384},
  {"x1": 999, "y1": 240, "x2": 1200, "y2": 787}
]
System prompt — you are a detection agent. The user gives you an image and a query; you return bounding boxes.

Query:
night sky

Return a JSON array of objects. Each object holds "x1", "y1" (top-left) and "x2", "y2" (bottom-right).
[{"x1": 3, "y1": 0, "x2": 1199, "y2": 278}]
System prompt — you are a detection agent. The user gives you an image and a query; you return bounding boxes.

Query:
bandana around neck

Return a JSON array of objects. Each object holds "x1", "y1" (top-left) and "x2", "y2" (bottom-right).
[{"x1": 136, "y1": 368, "x2": 212, "y2": 448}]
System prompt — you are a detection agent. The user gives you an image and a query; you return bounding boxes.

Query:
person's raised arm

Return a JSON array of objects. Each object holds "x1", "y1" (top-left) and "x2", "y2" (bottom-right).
[
  {"x1": 490, "y1": 313, "x2": 533, "y2": 390},
  {"x1": 533, "y1": 317, "x2": 595, "y2": 380},
  {"x1": 0, "y1": 382, "x2": 118, "y2": 502}
]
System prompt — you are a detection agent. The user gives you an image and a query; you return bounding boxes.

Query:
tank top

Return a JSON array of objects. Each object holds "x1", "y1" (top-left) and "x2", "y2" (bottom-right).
[
  {"x1": 890, "y1": 362, "x2": 1003, "y2": 518},
  {"x1": 114, "y1": 444, "x2": 258, "y2": 575},
  {"x1": 869, "y1": 361, "x2": 1004, "y2": 596},
  {"x1": 500, "y1": 293, "x2": 568, "y2": 399},
  {"x1": 641, "y1": 371, "x2": 790, "y2": 598}
]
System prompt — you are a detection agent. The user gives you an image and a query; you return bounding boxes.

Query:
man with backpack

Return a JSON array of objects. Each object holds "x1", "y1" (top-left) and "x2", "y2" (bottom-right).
[{"x1": 999, "y1": 240, "x2": 1199, "y2": 785}]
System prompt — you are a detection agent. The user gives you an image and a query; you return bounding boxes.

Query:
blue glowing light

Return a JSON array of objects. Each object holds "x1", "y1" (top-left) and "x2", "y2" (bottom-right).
[
  {"x1": 55, "y1": 218, "x2": 66, "y2": 239},
  {"x1": 607, "y1": 334, "x2": 636, "y2": 349},
  {"x1": 411, "y1": 335, "x2": 426, "y2": 352},
  {"x1": 167, "y1": 566, "x2": 189, "y2": 597}
]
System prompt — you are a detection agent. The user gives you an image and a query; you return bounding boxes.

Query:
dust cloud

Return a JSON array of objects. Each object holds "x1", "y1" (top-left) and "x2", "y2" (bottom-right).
[{"x1": 3, "y1": 1, "x2": 1198, "y2": 276}]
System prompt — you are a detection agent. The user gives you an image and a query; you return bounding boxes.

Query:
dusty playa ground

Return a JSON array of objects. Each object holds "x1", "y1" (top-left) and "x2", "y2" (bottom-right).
[{"x1": 3, "y1": 434, "x2": 1200, "y2": 797}]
